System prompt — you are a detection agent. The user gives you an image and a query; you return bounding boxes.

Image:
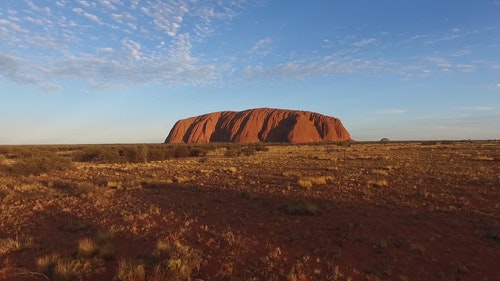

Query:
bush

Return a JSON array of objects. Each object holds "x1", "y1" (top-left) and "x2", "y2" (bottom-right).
[
  {"x1": 117, "y1": 239, "x2": 201, "y2": 281},
  {"x1": 154, "y1": 239, "x2": 202, "y2": 281},
  {"x1": 122, "y1": 145, "x2": 148, "y2": 163},
  {"x1": 76, "y1": 147, "x2": 121, "y2": 163},
  {"x1": 224, "y1": 144, "x2": 266, "y2": 157},
  {"x1": 284, "y1": 200, "x2": 320, "y2": 216},
  {"x1": 117, "y1": 260, "x2": 146, "y2": 281},
  {"x1": 0, "y1": 154, "x2": 5, "y2": 164},
  {"x1": 11, "y1": 155, "x2": 74, "y2": 175}
]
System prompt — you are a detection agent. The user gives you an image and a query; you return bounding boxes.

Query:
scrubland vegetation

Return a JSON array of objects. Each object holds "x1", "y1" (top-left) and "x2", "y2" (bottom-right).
[{"x1": 0, "y1": 141, "x2": 499, "y2": 280}]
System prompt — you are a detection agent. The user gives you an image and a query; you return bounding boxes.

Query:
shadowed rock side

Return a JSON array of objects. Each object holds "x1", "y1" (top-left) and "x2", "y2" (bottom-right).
[{"x1": 165, "y1": 108, "x2": 352, "y2": 143}]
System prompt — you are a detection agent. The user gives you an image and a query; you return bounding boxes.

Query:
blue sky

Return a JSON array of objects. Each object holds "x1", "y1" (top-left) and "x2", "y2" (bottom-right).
[{"x1": 1, "y1": 0, "x2": 499, "y2": 144}]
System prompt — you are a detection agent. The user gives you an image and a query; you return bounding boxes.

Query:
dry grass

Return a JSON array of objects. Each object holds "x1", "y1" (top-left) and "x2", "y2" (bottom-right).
[
  {"x1": 0, "y1": 236, "x2": 33, "y2": 255},
  {"x1": 37, "y1": 254, "x2": 60, "y2": 276},
  {"x1": 473, "y1": 156, "x2": 495, "y2": 161},
  {"x1": 154, "y1": 239, "x2": 202, "y2": 281},
  {"x1": 117, "y1": 238, "x2": 201, "y2": 281},
  {"x1": 371, "y1": 169, "x2": 389, "y2": 176},
  {"x1": 116, "y1": 260, "x2": 146, "y2": 281},
  {"x1": 297, "y1": 176, "x2": 333, "y2": 189},
  {"x1": 0, "y1": 237, "x2": 22, "y2": 255},
  {"x1": 37, "y1": 254, "x2": 105, "y2": 281},
  {"x1": 77, "y1": 238, "x2": 98, "y2": 258},
  {"x1": 0, "y1": 141, "x2": 499, "y2": 281},
  {"x1": 368, "y1": 179, "x2": 388, "y2": 187}
]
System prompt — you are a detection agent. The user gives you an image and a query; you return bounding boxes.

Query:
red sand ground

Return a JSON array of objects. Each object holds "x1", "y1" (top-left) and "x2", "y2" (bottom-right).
[{"x1": 0, "y1": 142, "x2": 499, "y2": 281}]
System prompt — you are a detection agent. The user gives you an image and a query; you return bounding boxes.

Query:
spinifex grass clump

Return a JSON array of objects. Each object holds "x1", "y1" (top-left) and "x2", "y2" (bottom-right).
[{"x1": 77, "y1": 238, "x2": 98, "y2": 258}]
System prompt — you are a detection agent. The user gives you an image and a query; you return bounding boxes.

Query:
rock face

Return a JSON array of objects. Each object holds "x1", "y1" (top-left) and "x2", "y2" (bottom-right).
[{"x1": 165, "y1": 108, "x2": 352, "y2": 144}]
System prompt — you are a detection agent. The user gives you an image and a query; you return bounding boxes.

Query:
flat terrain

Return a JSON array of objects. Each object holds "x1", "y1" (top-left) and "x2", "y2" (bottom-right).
[{"x1": 0, "y1": 141, "x2": 499, "y2": 281}]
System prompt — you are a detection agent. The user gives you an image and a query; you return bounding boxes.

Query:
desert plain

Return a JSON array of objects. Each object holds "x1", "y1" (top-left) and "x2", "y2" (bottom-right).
[{"x1": 0, "y1": 141, "x2": 499, "y2": 281}]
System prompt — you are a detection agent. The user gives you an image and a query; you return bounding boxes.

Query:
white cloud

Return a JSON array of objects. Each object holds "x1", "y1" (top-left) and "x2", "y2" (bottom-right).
[
  {"x1": 456, "y1": 64, "x2": 475, "y2": 72},
  {"x1": 496, "y1": 83, "x2": 500, "y2": 88},
  {"x1": 84, "y1": 12, "x2": 101, "y2": 24},
  {"x1": 241, "y1": 54, "x2": 389, "y2": 81},
  {"x1": 0, "y1": 52, "x2": 59, "y2": 91},
  {"x1": 249, "y1": 38, "x2": 273, "y2": 56},
  {"x1": 375, "y1": 109, "x2": 406, "y2": 115},
  {"x1": 98, "y1": 0, "x2": 117, "y2": 11},
  {"x1": 72, "y1": 7, "x2": 84, "y2": 14},
  {"x1": 351, "y1": 38, "x2": 377, "y2": 48},
  {"x1": 462, "y1": 106, "x2": 494, "y2": 112},
  {"x1": 78, "y1": 0, "x2": 90, "y2": 7},
  {"x1": 11, "y1": 0, "x2": 494, "y2": 91},
  {"x1": 25, "y1": 1, "x2": 51, "y2": 14},
  {"x1": 0, "y1": 19, "x2": 27, "y2": 32},
  {"x1": 111, "y1": 13, "x2": 123, "y2": 22},
  {"x1": 426, "y1": 57, "x2": 452, "y2": 68},
  {"x1": 121, "y1": 38, "x2": 142, "y2": 60},
  {"x1": 100, "y1": 47, "x2": 114, "y2": 52}
]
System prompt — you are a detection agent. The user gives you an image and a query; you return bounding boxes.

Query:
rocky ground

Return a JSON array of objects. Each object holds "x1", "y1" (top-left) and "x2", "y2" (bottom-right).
[{"x1": 0, "y1": 141, "x2": 499, "y2": 281}]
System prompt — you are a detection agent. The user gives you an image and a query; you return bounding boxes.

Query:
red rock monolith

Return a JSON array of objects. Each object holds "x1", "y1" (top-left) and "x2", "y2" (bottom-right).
[{"x1": 165, "y1": 108, "x2": 352, "y2": 143}]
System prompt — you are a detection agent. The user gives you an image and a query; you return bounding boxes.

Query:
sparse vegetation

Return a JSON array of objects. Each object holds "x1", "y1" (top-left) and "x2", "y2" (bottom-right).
[
  {"x1": 10, "y1": 155, "x2": 74, "y2": 175},
  {"x1": 0, "y1": 141, "x2": 498, "y2": 281},
  {"x1": 297, "y1": 175, "x2": 333, "y2": 189},
  {"x1": 37, "y1": 254, "x2": 105, "y2": 281},
  {"x1": 117, "y1": 260, "x2": 146, "y2": 281},
  {"x1": 285, "y1": 200, "x2": 320, "y2": 215}
]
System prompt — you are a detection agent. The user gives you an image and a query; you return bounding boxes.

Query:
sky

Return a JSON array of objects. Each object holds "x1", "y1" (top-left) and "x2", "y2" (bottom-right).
[{"x1": 0, "y1": 0, "x2": 499, "y2": 144}]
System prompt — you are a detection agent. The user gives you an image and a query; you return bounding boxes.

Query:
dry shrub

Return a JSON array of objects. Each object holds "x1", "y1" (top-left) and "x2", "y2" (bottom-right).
[
  {"x1": 224, "y1": 144, "x2": 266, "y2": 157},
  {"x1": 117, "y1": 238, "x2": 201, "y2": 281},
  {"x1": 283, "y1": 170, "x2": 302, "y2": 178},
  {"x1": 285, "y1": 200, "x2": 320, "y2": 216},
  {"x1": 122, "y1": 145, "x2": 148, "y2": 163},
  {"x1": 74, "y1": 146, "x2": 117, "y2": 162},
  {"x1": 53, "y1": 258, "x2": 105, "y2": 281},
  {"x1": 297, "y1": 179, "x2": 313, "y2": 189},
  {"x1": 154, "y1": 239, "x2": 202, "y2": 281},
  {"x1": 11, "y1": 155, "x2": 74, "y2": 175},
  {"x1": 117, "y1": 260, "x2": 146, "y2": 281},
  {"x1": 38, "y1": 254, "x2": 105, "y2": 281}
]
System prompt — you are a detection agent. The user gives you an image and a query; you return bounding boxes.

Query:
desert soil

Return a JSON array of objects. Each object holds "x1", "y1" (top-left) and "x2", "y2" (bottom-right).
[{"x1": 0, "y1": 141, "x2": 499, "y2": 281}]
